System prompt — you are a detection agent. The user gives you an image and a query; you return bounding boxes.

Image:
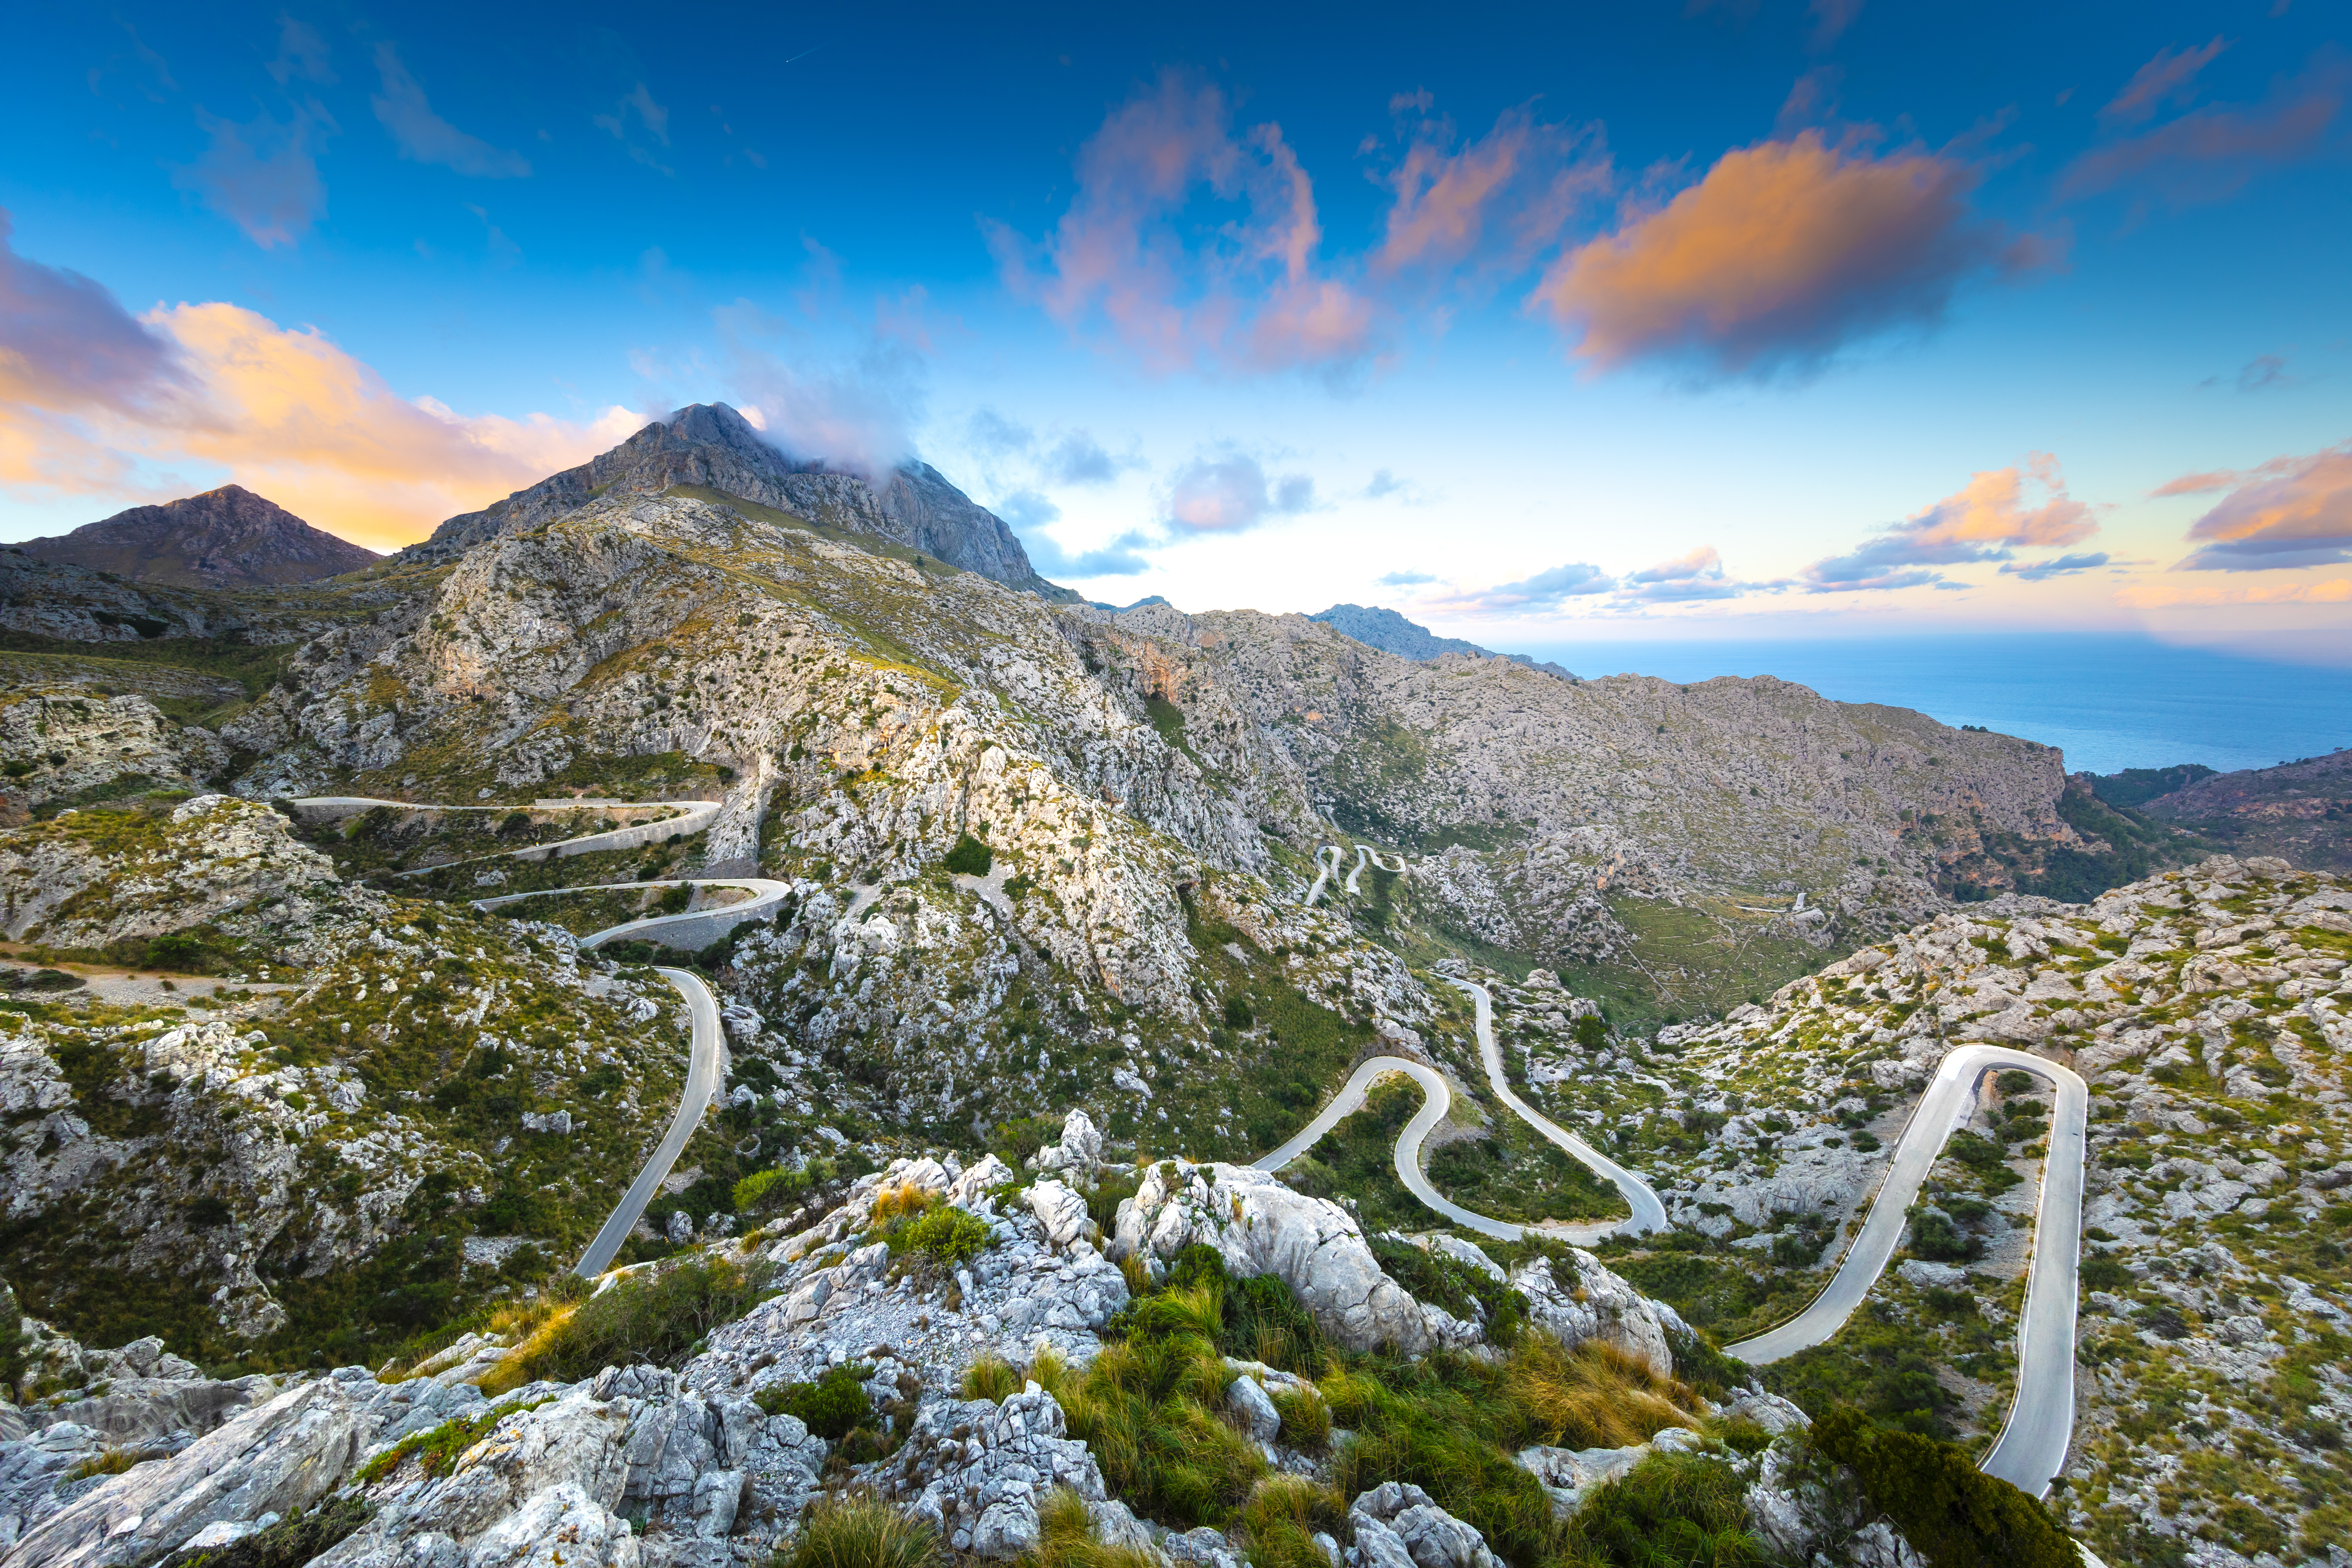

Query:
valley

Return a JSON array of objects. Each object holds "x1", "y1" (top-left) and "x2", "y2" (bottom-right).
[{"x1": 0, "y1": 410, "x2": 2340, "y2": 1568}]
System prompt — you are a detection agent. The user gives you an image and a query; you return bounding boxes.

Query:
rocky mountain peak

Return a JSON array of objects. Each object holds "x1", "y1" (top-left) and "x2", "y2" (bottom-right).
[
  {"x1": 413, "y1": 400, "x2": 1057, "y2": 593},
  {"x1": 18, "y1": 484, "x2": 379, "y2": 589}
]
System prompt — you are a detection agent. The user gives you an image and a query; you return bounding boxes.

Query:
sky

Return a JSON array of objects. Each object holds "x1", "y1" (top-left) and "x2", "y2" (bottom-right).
[{"x1": 3, "y1": 0, "x2": 2350, "y2": 658}]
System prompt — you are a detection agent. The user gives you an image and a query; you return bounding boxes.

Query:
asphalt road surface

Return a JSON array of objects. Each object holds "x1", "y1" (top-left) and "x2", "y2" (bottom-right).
[
  {"x1": 1726, "y1": 1042, "x2": 2087, "y2": 1498},
  {"x1": 569, "y1": 965, "x2": 721, "y2": 1279}
]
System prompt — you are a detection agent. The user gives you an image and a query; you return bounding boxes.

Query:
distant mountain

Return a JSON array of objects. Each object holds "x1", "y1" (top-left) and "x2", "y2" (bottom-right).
[
  {"x1": 411, "y1": 402, "x2": 1063, "y2": 595},
  {"x1": 2094, "y1": 748, "x2": 2352, "y2": 872},
  {"x1": 1309, "y1": 603, "x2": 1579, "y2": 681},
  {"x1": 19, "y1": 486, "x2": 379, "y2": 589}
]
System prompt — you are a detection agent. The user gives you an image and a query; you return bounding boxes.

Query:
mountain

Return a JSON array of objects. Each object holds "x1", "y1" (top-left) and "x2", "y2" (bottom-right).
[
  {"x1": 1311, "y1": 602, "x2": 1579, "y2": 681},
  {"x1": 18, "y1": 485, "x2": 379, "y2": 589},
  {"x1": 2105, "y1": 747, "x2": 2352, "y2": 872},
  {"x1": 0, "y1": 444, "x2": 2272, "y2": 1566},
  {"x1": 411, "y1": 401, "x2": 1062, "y2": 594}
]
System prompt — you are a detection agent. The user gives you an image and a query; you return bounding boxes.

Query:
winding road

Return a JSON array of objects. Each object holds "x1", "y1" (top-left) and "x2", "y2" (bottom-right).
[
  {"x1": 1250, "y1": 930, "x2": 2086, "y2": 1499},
  {"x1": 458, "y1": 864, "x2": 788, "y2": 1280},
  {"x1": 290, "y1": 795, "x2": 722, "y2": 878}
]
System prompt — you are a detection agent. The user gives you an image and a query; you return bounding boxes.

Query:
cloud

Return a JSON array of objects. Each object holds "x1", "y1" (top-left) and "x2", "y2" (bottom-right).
[
  {"x1": 594, "y1": 83, "x2": 674, "y2": 172},
  {"x1": 2099, "y1": 37, "x2": 2229, "y2": 128},
  {"x1": 1429, "y1": 559, "x2": 1615, "y2": 614},
  {"x1": 1377, "y1": 569, "x2": 1436, "y2": 586},
  {"x1": 1044, "y1": 430, "x2": 1142, "y2": 486},
  {"x1": 1616, "y1": 544, "x2": 1750, "y2": 602},
  {"x1": 1162, "y1": 452, "x2": 1316, "y2": 533},
  {"x1": 0, "y1": 210, "x2": 187, "y2": 417},
  {"x1": 1801, "y1": 453, "x2": 2095, "y2": 590},
  {"x1": 719, "y1": 337, "x2": 922, "y2": 482},
  {"x1": 1370, "y1": 103, "x2": 1610, "y2": 283},
  {"x1": 967, "y1": 408, "x2": 1032, "y2": 456},
  {"x1": 986, "y1": 71, "x2": 1377, "y2": 376},
  {"x1": 467, "y1": 204, "x2": 521, "y2": 265},
  {"x1": 2118, "y1": 577, "x2": 2351, "y2": 608},
  {"x1": 1529, "y1": 130, "x2": 2038, "y2": 378},
  {"x1": 371, "y1": 45, "x2": 530, "y2": 178},
  {"x1": 1363, "y1": 468, "x2": 1432, "y2": 504},
  {"x1": 2173, "y1": 441, "x2": 2352, "y2": 570},
  {"x1": 1999, "y1": 551, "x2": 2112, "y2": 580},
  {"x1": 267, "y1": 15, "x2": 335, "y2": 86},
  {"x1": 992, "y1": 490, "x2": 1153, "y2": 577},
  {"x1": 2199, "y1": 352, "x2": 2297, "y2": 392},
  {"x1": 172, "y1": 105, "x2": 328, "y2": 248},
  {"x1": 2059, "y1": 52, "x2": 2346, "y2": 207},
  {"x1": 1809, "y1": 0, "x2": 1867, "y2": 48}
]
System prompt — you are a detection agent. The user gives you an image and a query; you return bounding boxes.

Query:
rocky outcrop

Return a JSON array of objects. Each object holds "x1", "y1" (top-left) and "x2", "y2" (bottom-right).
[
  {"x1": 878, "y1": 1388, "x2": 1108, "y2": 1558},
  {"x1": 0, "y1": 793, "x2": 342, "y2": 947},
  {"x1": 1510, "y1": 1253, "x2": 1691, "y2": 1379},
  {"x1": 19, "y1": 486, "x2": 378, "y2": 589},
  {"x1": 0, "y1": 694, "x2": 226, "y2": 811},
  {"x1": 1108, "y1": 1161, "x2": 1472, "y2": 1353}
]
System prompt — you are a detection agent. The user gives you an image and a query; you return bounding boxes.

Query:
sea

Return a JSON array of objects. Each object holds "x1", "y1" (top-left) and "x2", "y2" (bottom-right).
[{"x1": 1510, "y1": 634, "x2": 2352, "y2": 779}]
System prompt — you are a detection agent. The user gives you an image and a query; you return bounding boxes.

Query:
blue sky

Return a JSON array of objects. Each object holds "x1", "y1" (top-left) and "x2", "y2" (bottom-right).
[{"x1": 4, "y1": 0, "x2": 2348, "y2": 652}]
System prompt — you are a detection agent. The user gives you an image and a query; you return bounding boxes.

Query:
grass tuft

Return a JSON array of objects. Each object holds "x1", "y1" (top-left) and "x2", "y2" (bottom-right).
[{"x1": 782, "y1": 1494, "x2": 940, "y2": 1568}]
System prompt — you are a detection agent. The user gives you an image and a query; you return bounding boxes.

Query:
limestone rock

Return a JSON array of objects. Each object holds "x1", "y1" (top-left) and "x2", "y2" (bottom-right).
[
  {"x1": 876, "y1": 1390, "x2": 1107, "y2": 1558},
  {"x1": 1226, "y1": 1375, "x2": 1281, "y2": 1444},
  {"x1": 1348, "y1": 1482, "x2": 1499, "y2": 1568},
  {"x1": 1110, "y1": 1160, "x2": 1460, "y2": 1352},
  {"x1": 1027, "y1": 1181, "x2": 1091, "y2": 1250}
]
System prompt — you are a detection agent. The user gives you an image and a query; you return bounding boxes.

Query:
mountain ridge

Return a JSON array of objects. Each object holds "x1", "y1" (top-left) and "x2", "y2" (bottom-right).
[
  {"x1": 1310, "y1": 602, "x2": 1579, "y2": 681},
  {"x1": 407, "y1": 401, "x2": 1063, "y2": 596},
  {"x1": 18, "y1": 485, "x2": 379, "y2": 589}
]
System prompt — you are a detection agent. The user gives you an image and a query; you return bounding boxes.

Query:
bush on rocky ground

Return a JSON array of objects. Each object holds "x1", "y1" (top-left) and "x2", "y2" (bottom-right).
[
  {"x1": 1563, "y1": 1450, "x2": 1771, "y2": 1568},
  {"x1": 756, "y1": 1363, "x2": 875, "y2": 1441},
  {"x1": 481, "y1": 1254, "x2": 770, "y2": 1393},
  {"x1": 157, "y1": 1497, "x2": 372, "y2": 1568},
  {"x1": 1809, "y1": 1407, "x2": 2075, "y2": 1568},
  {"x1": 1032, "y1": 1485, "x2": 1164, "y2": 1568},
  {"x1": 784, "y1": 1494, "x2": 940, "y2": 1568}
]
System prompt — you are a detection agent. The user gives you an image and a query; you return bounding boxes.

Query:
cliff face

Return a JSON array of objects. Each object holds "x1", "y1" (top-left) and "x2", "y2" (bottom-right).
[
  {"x1": 19, "y1": 486, "x2": 378, "y2": 589},
  {"x1": 414, "y1": 402, "x2": 1052, "y2": 591}
]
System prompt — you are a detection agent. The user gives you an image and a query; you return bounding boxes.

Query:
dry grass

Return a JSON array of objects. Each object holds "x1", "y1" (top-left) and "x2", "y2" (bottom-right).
[
  {"x1": 784, "y1": 1493, "x2": 939, "y2": 1568},
  {"x1": 1503, "y1": 1337, "x2": 1703, "y2": 1450},
  {"x1": 869, "y1": 1183, "x2": 937, "y2": 1226}
]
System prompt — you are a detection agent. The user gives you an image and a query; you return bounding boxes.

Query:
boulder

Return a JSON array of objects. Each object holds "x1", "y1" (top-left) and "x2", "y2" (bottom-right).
[
  {"x1": 1108, "y1": 1161, "x2": 1457, "y2": 1352},
  {"x1": 1027, "y1": 1181, "x2": 1091, "y2": 1250},
  {"x1": 1348, "y1": 1482, "x2": 1499, "y2": 1568},
  {"x1": 1509, "y1": 1253, "x2": 1688, "y2": 1378},
  {"x1": 1226, "y1": 1376, "x2": 1281, "y2": 1444}
]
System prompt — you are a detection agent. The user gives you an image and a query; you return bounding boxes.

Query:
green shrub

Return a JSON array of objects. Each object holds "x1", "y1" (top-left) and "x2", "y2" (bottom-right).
[
  {"x1": 482, "y1": 1256, "x2": 769, "y2": 1392},
  {"x1": 358, "y1": 1398, "x2": 553, "y2": 1483},
  {"x1": 889, "y1": 1205, "x2": 991, "y2": 1266},
  {"x1": 1565, "y1": 1450, "x2": 1772, "y2": 1567},
  {"x1": 657, "y1": 884, "x2": 692, "y2": 914},
  {"x1": 1809, "y1": 1406, "x2": 2076, "y2": 1568},
  {"x1": 1223, "y1": 995, "x2": 1254, "y2": 1029},
  {"x1": 991, "y1": 1115, "x2": 1065, "y2": 1168},
  {"x1": 757, "y1": 1363, "x2": 874, "y2": 1439},
  {"x1": 943, "y1": 834, "x2": 993, "y2": 876},
  {"x1": 157, "y1": 1497, "x2": 372, "y2": 1568},
  {"x1": 784, "y1": 1494, "x2": 939, "y2": 1568},
  {"x1": 1574, "y1": 1014, "x2": 1608, "y2": 1049},
  {"x1": 1369, "y1": 1236, "x2": 1528, "y2": 1346},
  {"x1": 1906, "y1": 1210, "x2": 1974, "y2": 1263},
  {"x1": 2078, "y1": 1253, "x2": 2132, "y2": 1291}
]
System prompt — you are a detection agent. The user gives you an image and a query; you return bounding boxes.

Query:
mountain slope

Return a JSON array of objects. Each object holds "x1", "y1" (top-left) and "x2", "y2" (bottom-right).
[
  {"x1": 2126, "y1": 748, "x2": 2352, "y2": 873},
  {"x1": 19, "y1": 486, "x2": 379, "y2": 588},
  {"x1": 411, "y1": 402, "x2": 1058, "y2": 593},
  {"x1": 1310, "y1": 603, "x2": 1579, "y2": 680}
]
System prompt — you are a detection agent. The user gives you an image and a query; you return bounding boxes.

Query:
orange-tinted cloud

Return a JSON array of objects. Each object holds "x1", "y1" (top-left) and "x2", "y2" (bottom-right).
[
  {"x1": 2099, "y1": 38, "x2": 2229, "y2": 129},
  {"x1": 1802, "y1": 454, "x2": 2094, "y2": 590},
  {"x1": 1, "y1": 218, "x2": 635, "y2": 550},
  {"x1": 2171, "y1": 441, "x2": 2352, "y2": 571},
  {"x1": 1371, "y1": 105, "x2": 1609, "y2": 282},
  {"x1": 2060, "y1": 53, "x2": 2346, "y2": 208},
  {"x1": 1531, "y1": 131, "x2": 2034, "y2": 376},
  {"x1": 986, "y1": 72, "x2": 1376, "y2": 375}
]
